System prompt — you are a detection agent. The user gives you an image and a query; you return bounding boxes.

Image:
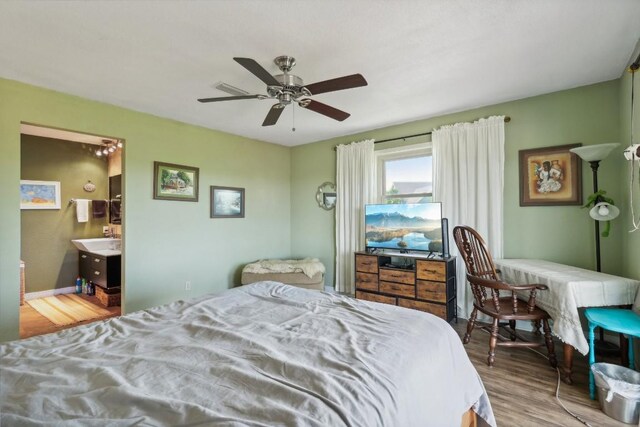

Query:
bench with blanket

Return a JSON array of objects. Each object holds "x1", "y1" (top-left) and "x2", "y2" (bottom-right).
[{"x1": 241, "y1": 258, "x2": 325, "y2": 290}]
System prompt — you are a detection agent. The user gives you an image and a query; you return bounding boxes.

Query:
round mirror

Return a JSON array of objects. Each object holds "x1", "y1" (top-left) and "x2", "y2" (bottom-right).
[{"x1": 316, "y1": 182, "x2": 336, "y2": 210}]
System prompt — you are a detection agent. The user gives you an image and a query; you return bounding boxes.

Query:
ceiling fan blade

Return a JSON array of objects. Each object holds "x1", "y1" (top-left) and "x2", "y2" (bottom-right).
[
  {"x1": 304, "y1": 74, "x2": 367, "y2": 95},
  {"x1": 298, "y1": 99, "x2": 350, "y2": 121},
  {"x1": 262, "y1": 103, "x2": 285, "y2": 126},
  {"x1": 234, "y1": 57, "x2": 281, "y2": 87},
  {"x1": 214, "y1": 81, "x2": 250, "y2": 96},
  {"x1": 197, "y1": 95, "x2": 261, "y2": 103}
]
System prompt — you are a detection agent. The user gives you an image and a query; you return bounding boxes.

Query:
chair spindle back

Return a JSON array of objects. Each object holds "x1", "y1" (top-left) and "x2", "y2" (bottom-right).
[{"x1": 453, "y1": 225, "x2": 501, "y2": 311}]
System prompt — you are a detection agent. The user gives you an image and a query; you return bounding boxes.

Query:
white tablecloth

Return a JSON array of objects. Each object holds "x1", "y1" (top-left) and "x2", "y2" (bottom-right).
[{"x1": 494, "y1": 259, "x2": 640, "y2": 355}]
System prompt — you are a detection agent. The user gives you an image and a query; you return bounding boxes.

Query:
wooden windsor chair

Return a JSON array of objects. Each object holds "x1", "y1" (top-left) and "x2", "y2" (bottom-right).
[{"x1": 453, "y1": 225, "x2": 557, "y2": 368}]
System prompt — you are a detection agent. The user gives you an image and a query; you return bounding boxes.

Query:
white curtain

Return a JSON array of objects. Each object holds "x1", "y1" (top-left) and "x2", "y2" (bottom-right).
[
  {"x1": 432, "y1": 116, "x2": 505, "y2": 318},
  {"x1": 335, "y1": 139, "x2": 376, "y2": 294}
]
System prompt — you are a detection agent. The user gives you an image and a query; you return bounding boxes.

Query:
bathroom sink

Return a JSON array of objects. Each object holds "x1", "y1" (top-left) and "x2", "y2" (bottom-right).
[{"x1": 71, "y1": 238, "x2": 121, "y2": 255}]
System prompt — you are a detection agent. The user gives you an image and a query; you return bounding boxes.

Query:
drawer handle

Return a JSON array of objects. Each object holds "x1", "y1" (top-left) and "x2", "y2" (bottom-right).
[
  {"x1": 81, "y1": 255, "x2": 87, "y2": 259},
  {"x1": 425, "y1": 269, "x2": 438, "y2": 274},
  {"x1": 94, "y1": 258, "x2": 101, "y2": 263},
  {"x1": 94, "y1": 271, "x2": 101, "y2": 276}
]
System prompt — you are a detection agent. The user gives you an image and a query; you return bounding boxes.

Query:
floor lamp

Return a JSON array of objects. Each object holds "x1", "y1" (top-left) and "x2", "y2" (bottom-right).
[{"x1": 570, "y1": 142, "x2": 620, "y2": 355}]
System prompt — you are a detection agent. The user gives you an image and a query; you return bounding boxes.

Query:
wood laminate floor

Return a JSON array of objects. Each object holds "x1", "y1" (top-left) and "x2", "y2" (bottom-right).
[
  {"x1": 451, "y1": 320, "x2": 626, "y2": 426},
  {"x1": 20, "y1": 294, "x2": 120, "y2": 339}
]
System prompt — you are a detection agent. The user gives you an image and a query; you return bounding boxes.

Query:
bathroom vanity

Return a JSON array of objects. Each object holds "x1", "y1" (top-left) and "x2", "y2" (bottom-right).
[
  {"x1": 72, "y1": 238, "x2": 122, "y2": 306},
  {"x1": 78, "y1": 250, "x2": 121, "y2": 289}
]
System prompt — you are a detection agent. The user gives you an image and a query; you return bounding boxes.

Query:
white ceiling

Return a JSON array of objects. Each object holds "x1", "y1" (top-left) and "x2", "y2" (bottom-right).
[{"x1": 1, "y1": 1, "x2": 639, "y2": 147}]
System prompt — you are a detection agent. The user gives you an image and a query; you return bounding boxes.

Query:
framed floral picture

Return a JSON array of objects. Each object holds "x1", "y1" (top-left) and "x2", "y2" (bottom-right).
[
  {"x1": 210, "y1": 186, "x2": 245, "y2": 218},
  {"x1": 519, "y1": 144, "x2": 582, "y2": 206},
  {"x1": 153, "y1": 161, "x2": 199, "y2": 202},
  {"x1": 20, "y1": 180, "x2": 61, "y2": 209}
]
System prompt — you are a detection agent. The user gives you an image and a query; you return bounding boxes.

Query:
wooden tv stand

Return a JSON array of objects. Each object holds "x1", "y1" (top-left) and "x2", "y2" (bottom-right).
[{"x1": 354, "y1": 251, "x2": 457, "y2": 322}]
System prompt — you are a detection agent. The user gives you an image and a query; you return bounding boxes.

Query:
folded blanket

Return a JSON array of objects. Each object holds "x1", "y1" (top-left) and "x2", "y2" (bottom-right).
[{"x1": 243, "y1": 258, "x2": 325, "y2": 278}]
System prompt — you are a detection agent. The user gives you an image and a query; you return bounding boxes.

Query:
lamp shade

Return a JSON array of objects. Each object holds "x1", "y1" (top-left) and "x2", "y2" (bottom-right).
[
  {"x1": 589, "y1": 202, "x2": 620, "y2": 221},
  {"x1": 570, "y1": 143, "x2": 620, "y2": 162}
]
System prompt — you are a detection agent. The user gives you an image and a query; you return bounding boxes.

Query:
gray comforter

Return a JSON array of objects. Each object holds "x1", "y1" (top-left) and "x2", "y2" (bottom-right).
[{"x1": 1, "y1": 282, "x2": 495, "y2": 426}]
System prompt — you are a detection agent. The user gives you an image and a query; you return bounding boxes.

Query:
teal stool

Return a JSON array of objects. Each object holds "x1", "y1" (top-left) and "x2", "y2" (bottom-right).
[{"x1": 585, "y1": 308, "x2": 640, "y2": 400}]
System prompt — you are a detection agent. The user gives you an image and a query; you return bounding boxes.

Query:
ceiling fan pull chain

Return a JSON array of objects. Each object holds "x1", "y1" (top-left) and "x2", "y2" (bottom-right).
[{"x1": 292, "y1": 103, "x2": 296, "y2": 132}]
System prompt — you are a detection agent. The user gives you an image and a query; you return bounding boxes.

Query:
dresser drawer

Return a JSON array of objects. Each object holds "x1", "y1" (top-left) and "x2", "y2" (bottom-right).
[
  {"x1": 356, "y1": 255, "x2": 378, "y2": 273},
  {"x1": 417, "y1": 280, "x2": 447, "y2": 303},
  {"x1": 356, "y1": 272, "x2": 378, "y2": 291},
  {"x1": 356, "y1": 291, "x2": 397, "y2": 306},
  {"x1": 380, "y1": 281, "x2": 415, "y2": 298},
  {"x1": 379, "y1": 268, "x2": 415, "y2": 285},
  {"x1": 398, "y1": 298, "x2": 446, "y2": 319},
  {"x1": 416, "y1": 260, "x2": 446, "y2": 281}
]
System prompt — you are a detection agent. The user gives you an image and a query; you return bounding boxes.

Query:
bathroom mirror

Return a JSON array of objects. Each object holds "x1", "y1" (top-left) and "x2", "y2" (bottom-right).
[
  {"x1": 109, "y1": 174, "x2": 122, "y2": 224},
  {"x1": 316, "y1": 182, "x2": 337, "y2": 210}
]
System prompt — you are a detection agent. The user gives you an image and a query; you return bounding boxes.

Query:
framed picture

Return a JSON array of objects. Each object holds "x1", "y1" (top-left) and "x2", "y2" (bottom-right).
[
  {"x1": 210, "y1": 186, "x2": 245, "y2": 218},
  {"x1": 20, "y1": 180, "x2": 61, "y2": 209},
  {"x1": 153, "y1": 161, "x2": 199, "y2": 202},
  {"x1": 519, "y1": 144, "x2": 582, "y2": 206}
]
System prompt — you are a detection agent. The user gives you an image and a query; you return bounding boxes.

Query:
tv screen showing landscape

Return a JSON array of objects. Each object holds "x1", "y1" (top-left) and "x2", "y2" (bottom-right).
[{"x1": 365, "y1": 203, "x2": 443, "y2": 253}]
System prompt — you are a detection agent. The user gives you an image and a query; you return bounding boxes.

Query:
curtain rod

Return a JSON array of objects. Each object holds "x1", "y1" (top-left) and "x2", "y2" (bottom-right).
[{"x1": 333, "y1": 116, "x2": 510, "y2": 150}]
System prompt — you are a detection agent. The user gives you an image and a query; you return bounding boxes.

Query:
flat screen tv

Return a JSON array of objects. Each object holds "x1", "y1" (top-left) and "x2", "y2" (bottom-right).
[{"x1": 365, "y1": 202, "x2": 443, "y2": 253}]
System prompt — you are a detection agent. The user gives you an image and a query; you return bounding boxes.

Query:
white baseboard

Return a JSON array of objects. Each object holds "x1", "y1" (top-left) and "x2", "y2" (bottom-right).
[{"x1": 25, "y1": 286, "x2": 76, "y2": 301}]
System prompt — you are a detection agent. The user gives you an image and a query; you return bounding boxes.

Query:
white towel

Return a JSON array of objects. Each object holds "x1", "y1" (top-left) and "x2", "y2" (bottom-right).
[{"x1": 76, "y1": 199, "x2": 89, "y2": 223}]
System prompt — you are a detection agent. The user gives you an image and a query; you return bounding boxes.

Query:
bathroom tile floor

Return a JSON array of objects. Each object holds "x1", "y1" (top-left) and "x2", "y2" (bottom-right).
[{"x1": 19, "y1": 294, "x2": 121, "y2": 339}]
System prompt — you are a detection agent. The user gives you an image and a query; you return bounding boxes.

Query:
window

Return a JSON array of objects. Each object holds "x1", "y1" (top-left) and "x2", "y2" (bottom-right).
[{"x1": 376, "y1": 143, "x2": 432, "y2": 204}]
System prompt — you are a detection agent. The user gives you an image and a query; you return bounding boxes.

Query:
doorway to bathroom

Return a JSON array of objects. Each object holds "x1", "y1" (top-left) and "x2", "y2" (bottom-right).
[{"x1": 18, "y1": 123, "x2": 124, "y2": 338}]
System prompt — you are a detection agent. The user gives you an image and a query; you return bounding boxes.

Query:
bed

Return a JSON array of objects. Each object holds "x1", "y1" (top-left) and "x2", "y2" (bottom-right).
[{"x1": 1, "y1": 282, "x2": 495, "y2": 426}]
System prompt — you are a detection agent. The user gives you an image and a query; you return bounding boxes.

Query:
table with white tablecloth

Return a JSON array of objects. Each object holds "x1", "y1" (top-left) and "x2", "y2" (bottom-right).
[{"x1": 494, "y1": 259, "x2": 640, "y2": 383}]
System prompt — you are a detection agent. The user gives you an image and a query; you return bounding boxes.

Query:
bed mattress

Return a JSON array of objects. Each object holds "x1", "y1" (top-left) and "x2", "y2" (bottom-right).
[{"x1": 1, "y1": 282, "x2": 495, "y2": 426}]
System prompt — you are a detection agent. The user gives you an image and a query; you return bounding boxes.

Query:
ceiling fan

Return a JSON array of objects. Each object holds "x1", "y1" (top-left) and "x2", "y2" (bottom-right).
[{"x1": 198, "y1": 56, "x2": 368, "y2": 126}]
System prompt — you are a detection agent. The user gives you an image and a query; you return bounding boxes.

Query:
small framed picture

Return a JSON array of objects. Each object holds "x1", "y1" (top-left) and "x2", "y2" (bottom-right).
[
  {"x1": 153, "y1": 161, "x2": 199, "y2": 202},
  {"x1": 210, "y1": 186, "x2": 245, "y2": 218},
  {"x1": 519, "y1": 144, "x2": 582, "y2": 206},
  {"x1": 20, "y1": 180, "x2": 61, "y2": 209}
]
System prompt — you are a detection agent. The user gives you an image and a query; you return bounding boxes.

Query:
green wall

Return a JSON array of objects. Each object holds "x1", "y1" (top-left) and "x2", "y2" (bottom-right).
[
  {"x1": 291, "y1": 80, "x2": 625, "y2": 287},
  {"x1": 619, "y1": 67, "x2": 640, "y2": 281},
  {"x1": 0, "y1": 78, "x2": 291, "y2": 342},
  {"x1": 21, "y1": 135, "x2": 108, "y2": 292},
  {"x1": 2, "y1": 73, "x2": 636, "y2": 342}
]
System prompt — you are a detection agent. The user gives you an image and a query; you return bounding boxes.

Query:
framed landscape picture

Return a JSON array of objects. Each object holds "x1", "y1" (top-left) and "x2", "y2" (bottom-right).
[
  {"x1": 20, "y1": 180, "x2": 61, "y2": 209},
  {"x1": 519, "y1": 144, "x2": 582, "y2": 206},
  {"x1": 210, "y1": 186, "x2": 245, "y2": 218},
  {"x1": 153, "y1": 161, "x2": 199, "y2": 202}
]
